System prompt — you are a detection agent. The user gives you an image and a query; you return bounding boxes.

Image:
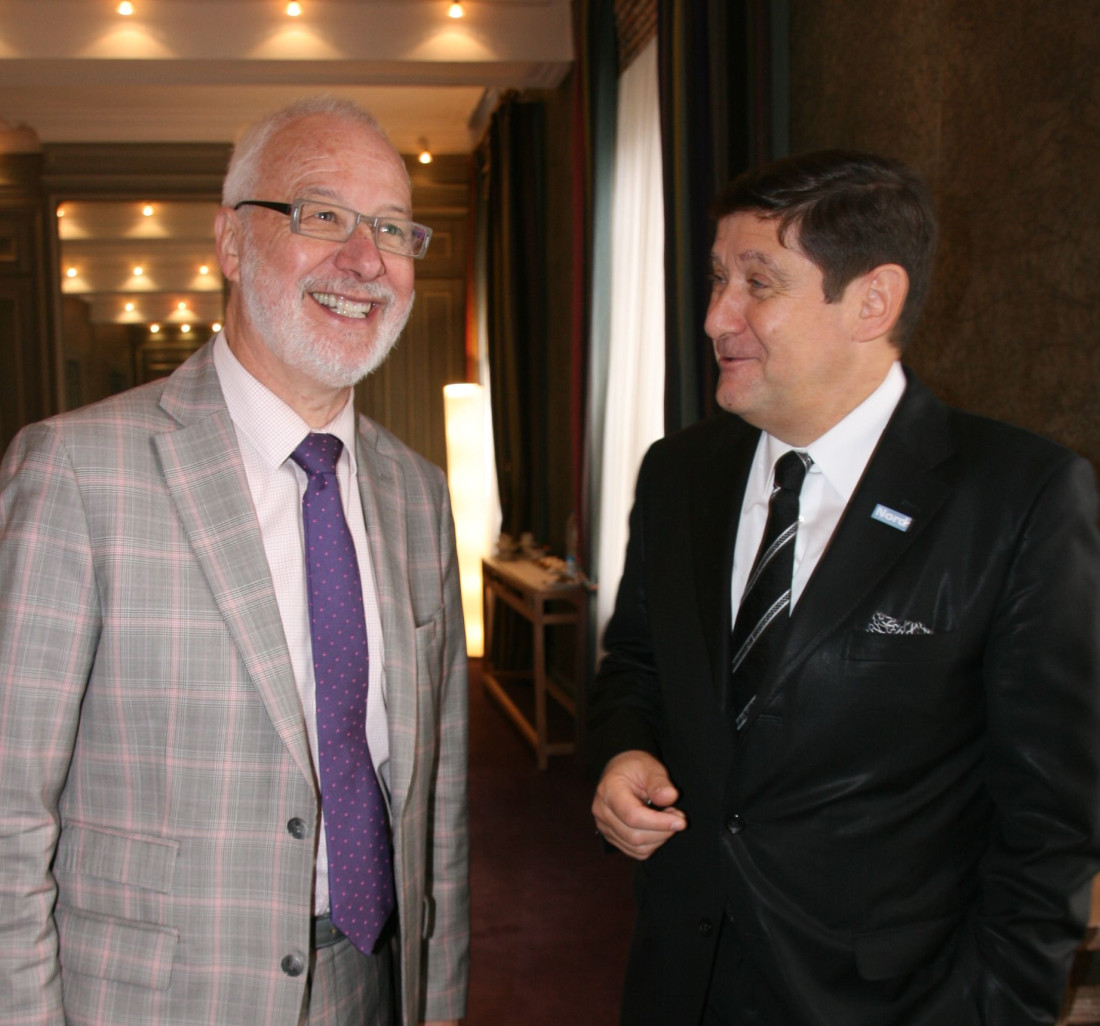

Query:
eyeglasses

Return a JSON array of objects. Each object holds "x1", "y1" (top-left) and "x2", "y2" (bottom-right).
[{"x1": 233, "y1": 198, "x2": 432, "y2": 259}]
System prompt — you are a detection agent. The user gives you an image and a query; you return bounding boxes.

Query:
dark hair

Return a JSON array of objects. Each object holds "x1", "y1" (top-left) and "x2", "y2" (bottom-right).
[{"x1": 711, "y1": 150, "x2": 937, "y2": 347}]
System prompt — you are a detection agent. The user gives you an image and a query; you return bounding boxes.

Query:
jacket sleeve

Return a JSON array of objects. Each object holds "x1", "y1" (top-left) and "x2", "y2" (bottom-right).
[
  {"x1": 417, "y1": 480, "x2": 470, "y2": 1022},
  {"x1": 0, "y1": 423, "x2": 101, "y2": 1026},
  {"x1": 966, "y1": 451, "x2": 1100, "y2": 1023}
]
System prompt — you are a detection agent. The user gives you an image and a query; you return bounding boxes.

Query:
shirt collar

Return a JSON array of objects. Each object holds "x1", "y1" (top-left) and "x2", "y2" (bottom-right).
[
  {"x1": 212, "y1": 332, "x2": 358, "y2": 471},
  {"x1": 763, "y1": 361, "x2": 906, "y2": 502}
]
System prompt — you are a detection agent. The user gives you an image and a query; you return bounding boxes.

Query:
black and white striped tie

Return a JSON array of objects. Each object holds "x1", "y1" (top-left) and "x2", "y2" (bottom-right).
[{"x1": 730, "y1": 450, "x2": 811, "y2": 731}]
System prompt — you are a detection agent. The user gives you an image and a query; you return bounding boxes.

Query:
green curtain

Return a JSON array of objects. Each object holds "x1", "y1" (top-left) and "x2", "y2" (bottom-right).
[
  {"x1": 483, "y1": 96, "x2": 550, "y2": 541},
  {"x1": 658, "y1": 0, "x2": 789, "y2": 432}
]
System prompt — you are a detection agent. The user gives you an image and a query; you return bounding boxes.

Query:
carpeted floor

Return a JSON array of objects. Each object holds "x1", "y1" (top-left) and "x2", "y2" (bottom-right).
[{"x1": 465, "y1": 658, "x2": 635, "y2": 1024}]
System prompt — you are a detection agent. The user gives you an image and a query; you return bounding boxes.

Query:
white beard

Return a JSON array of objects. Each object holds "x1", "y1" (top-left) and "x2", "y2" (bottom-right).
[{"x1": 237, "y1": 245, "x2": 413, "y2": 388}]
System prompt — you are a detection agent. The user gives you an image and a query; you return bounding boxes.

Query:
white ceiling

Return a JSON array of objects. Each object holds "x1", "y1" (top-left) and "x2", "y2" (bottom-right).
[
  {"x1": 0, "y1": 0, "x2": 575, "y2": 154},
  {"x1": 3, "y1": 0, "x2": 574, "y2": 330}
]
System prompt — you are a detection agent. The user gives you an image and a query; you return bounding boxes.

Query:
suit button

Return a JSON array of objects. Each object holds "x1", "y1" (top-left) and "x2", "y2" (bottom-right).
[
  {"x1": 698, "y1": 918, "x2": 714, "y2": 936},
  {"x1": 281, "y1": 954, "x2": 305, "y2": 977},
  {"x1": 726, "y1": 814, "x2": 745, "y2": 834},
  {"x1": 287, "y1": 817, "x2": 307, "y2": 839}
]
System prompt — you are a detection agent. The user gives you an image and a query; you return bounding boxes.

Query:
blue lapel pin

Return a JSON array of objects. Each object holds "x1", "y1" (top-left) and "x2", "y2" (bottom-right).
[{"x1": 871, "y1": 503, "x2": 912, "y2": 532}]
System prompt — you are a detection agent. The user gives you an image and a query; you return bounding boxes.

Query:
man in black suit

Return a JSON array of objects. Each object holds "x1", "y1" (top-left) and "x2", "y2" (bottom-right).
[{"x1": 588, "y1": 150, "x2": 1100, "y2": 1025}]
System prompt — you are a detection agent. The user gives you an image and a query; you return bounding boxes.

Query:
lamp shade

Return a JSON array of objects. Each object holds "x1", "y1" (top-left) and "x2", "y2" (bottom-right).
[{"x1": 443, "y1": 383, "x2": 490, "y2": 656}]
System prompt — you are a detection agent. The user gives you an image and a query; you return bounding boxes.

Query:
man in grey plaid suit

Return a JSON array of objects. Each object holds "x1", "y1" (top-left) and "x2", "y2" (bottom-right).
[{"x1": 0, "y1": 96, "x2": 468, "y2": 1026}]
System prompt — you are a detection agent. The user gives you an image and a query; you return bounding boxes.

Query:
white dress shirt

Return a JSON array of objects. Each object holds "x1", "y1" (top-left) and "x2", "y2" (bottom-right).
[
  {"x1": 213, "y1": 333, "x2": 389, "y2": 917},
  {"x1": 731, "y1": 361, "x2": 907, "y2": 618}
]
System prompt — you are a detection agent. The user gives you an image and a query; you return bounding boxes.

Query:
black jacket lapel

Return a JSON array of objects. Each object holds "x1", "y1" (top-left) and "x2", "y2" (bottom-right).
[
  {"x1": 690, "y1": 417, "x2": 761, "y2": 712},
  {"x1": 740, "y1": 372, "x2": 956, "y2": 732}
]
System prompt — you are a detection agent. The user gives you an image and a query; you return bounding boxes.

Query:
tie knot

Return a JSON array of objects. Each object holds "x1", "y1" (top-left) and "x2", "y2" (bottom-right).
[
  {"x1": 291, "y1": 433, "x2": 343, "y2": 477},
  {"x1": 775, "y1": 450, "x2": 810, "y2": 493}
]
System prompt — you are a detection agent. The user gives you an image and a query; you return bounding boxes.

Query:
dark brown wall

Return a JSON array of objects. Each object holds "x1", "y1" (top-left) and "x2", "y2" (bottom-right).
[{"x1": 789, "y1": 0, "x2": 1100, "y2": 468}]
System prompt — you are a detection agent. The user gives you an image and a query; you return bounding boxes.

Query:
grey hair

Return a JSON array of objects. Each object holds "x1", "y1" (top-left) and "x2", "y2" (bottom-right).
[{"x1": 221, "y1": 95, "x2": 405, "y2": 206}]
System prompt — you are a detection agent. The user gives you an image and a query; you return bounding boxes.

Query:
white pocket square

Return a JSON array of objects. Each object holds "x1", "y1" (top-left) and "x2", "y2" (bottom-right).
[{"x1": 865, "y1": 611, "x2": 933, "y2": 635}]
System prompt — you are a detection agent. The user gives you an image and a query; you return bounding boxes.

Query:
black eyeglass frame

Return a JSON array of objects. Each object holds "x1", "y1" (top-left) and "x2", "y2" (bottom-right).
[{"x1": 233, "y1": 198, "x2": 432, "y2": 259}]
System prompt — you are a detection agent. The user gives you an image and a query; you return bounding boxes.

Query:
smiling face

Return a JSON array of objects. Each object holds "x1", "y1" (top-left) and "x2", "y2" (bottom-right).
[
  {"x1": 216, "y1": 112, "x2": 415, "y2": 420},
  {"x1": 705, "y1": 212, "x2": 897, "y2": 446}
]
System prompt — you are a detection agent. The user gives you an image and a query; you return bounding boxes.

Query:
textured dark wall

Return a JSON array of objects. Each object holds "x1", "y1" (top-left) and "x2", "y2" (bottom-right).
[{"x1": 789, "y1": 0, "x2": 1100, "y2": 469}]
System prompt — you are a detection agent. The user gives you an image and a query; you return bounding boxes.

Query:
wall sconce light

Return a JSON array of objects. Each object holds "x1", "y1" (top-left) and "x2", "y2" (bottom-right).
[
  {"x1": 149, "y1": 323, "x2": 160, "y2": 334},
  {"x1": 118, "y1": 1, "x2": 134, "y2": 15},
  {"x1": 443, "y1": 383, "x2": 491, "y2": 656},
  {"x1": 417, "y1": 139, "x2": 433, "y2": 165},
  {"x1": 142, "y1": 204, "x2": 154, "y2": 217},
  {"x1": 133, "y1": 265, "x2": 144, "y2": 277},
  {"x1": 180, "y1": 324, "x2": 192, "y2": 334},
  {"x1": 448, "y1": 2, "x2": 465, "y2": 18},
  {"x1": 66, "y1": 266, "x2": 78, "y2": 278},
  {"x1": 286, "y1": 1, "x2": 302, "y2": 15},
  {"x1": 212, "y1": 321, "x2": 223, "y2": 333}
]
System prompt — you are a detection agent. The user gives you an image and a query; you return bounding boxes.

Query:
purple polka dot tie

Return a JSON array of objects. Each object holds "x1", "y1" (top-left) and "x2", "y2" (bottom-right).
[{"x1": 291, "y1": 433, "x2": 395, "y2": 954}]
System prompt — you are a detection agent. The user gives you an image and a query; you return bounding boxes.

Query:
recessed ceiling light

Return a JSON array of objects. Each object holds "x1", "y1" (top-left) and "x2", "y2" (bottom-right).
[
  {"x1": 417, "y1": 138, "x2": 433, "y2": 165},
  {"x1": 150, "y1": 323, "x2": 160, "y2": 334},
  {"x1": 125, "y1": 301, "x2": 135, "y2": 312},
  {"x1": 199, "y1": 264, "x2": 210, "y2": 275},
  {"x1": 118, "y1": 1, "x2": 134, "y2": 15},
  {"x1": 142, "y1": 204, "x2": 154, "y2": 217},
  {"x1": 66, "y1": 267, "x2": 78, "y2": 278},
  {"x1": 133, "y1": 266, "x2": 144, "y2": 276},
  {"x1": 181, "y1": 324, "x2": 192, "y2": 334},
  {"x1": 448, "y1": 2, "x2": 464, "y2": 18},
  {"x1": 286, "y1": 1, "x2": 302, "y2": 15},
  {"x1": 212, "y1": 321, "x2": 223, "y2": 333}
]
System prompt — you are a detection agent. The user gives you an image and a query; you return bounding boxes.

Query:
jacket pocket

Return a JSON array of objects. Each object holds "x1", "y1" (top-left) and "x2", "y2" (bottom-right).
[
  {"x1": 853, "y1": 913, "x2": 958, "y2": 980},
  {"x1": 54, "y1": 822, "x2": 179, "y2": 893},
  {"x1": 845, "y1": 629, "x2": 959, "y2": 664},
  {"x1": 56, "y1": 905, "x2": 179, "y2": 990}
]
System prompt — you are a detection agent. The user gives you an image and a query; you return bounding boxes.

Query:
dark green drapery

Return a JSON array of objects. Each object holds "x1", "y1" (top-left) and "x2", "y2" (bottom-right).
[
  {"x1": 483, "y1": 97, "x2": 550, "y2": 541},
  {"x1": 658, "y1": 0, "x2": 788, "y2": 432}
]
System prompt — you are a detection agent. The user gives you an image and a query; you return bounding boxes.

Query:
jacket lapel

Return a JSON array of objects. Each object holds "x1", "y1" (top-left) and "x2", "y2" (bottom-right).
[
  {"x1": 354, "y1": 420, "x2": 417, "y2": 818},
  {"x1": 691, "y1": 417, "x2": 760, "y2": 710},
  {"x1": 739, "y1": 372, "x2": 955, "y2": 732},
  {"x1": 154, "y1": 344, "x2": 313, "y2": 785}
]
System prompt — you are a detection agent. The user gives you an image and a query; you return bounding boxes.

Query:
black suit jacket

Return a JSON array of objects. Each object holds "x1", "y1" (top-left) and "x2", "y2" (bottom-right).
[{"x1": 588, "y1": 372, "x2": 1100, "y2": 1026}]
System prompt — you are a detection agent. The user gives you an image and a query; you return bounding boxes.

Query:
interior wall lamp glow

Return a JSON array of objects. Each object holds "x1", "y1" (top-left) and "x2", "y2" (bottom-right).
[
  {"x1": 286, "y1": 1, "x2": 302, "y2": 15},
  {"x1": 417, "y1": 139, "x2": 433, "y2": 165},
  {"x1": 448, "y1": 2, "x2": 464, "y2": 18},
  {"x1": 118, "y1": 1, "x2": 134, "y2": 15}
]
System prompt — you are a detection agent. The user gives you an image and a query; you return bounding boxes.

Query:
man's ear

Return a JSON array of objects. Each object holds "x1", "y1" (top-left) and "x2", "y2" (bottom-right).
[
  {"x1": 852, "y1": 264, "x2": 908, "y2": 342},
  {"x1": 214, "y1": 206, "x2": 243, "y2": 285}
]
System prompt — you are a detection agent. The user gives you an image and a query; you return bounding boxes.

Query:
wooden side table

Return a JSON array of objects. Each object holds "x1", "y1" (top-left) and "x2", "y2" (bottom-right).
[{"x1": 481, "y1": 556, "x2": 588, "y2": 769}]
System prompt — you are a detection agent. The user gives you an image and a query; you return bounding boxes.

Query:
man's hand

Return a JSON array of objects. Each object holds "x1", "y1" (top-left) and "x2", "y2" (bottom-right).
[{"x1": 592, "y1": 750, "x2": 687, "y2": 860}]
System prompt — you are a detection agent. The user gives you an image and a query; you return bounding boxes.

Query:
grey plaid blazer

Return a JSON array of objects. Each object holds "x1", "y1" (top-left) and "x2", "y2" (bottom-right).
[{"x1": 0, "y1": 341, "x2": 469, "y2": 1025}]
